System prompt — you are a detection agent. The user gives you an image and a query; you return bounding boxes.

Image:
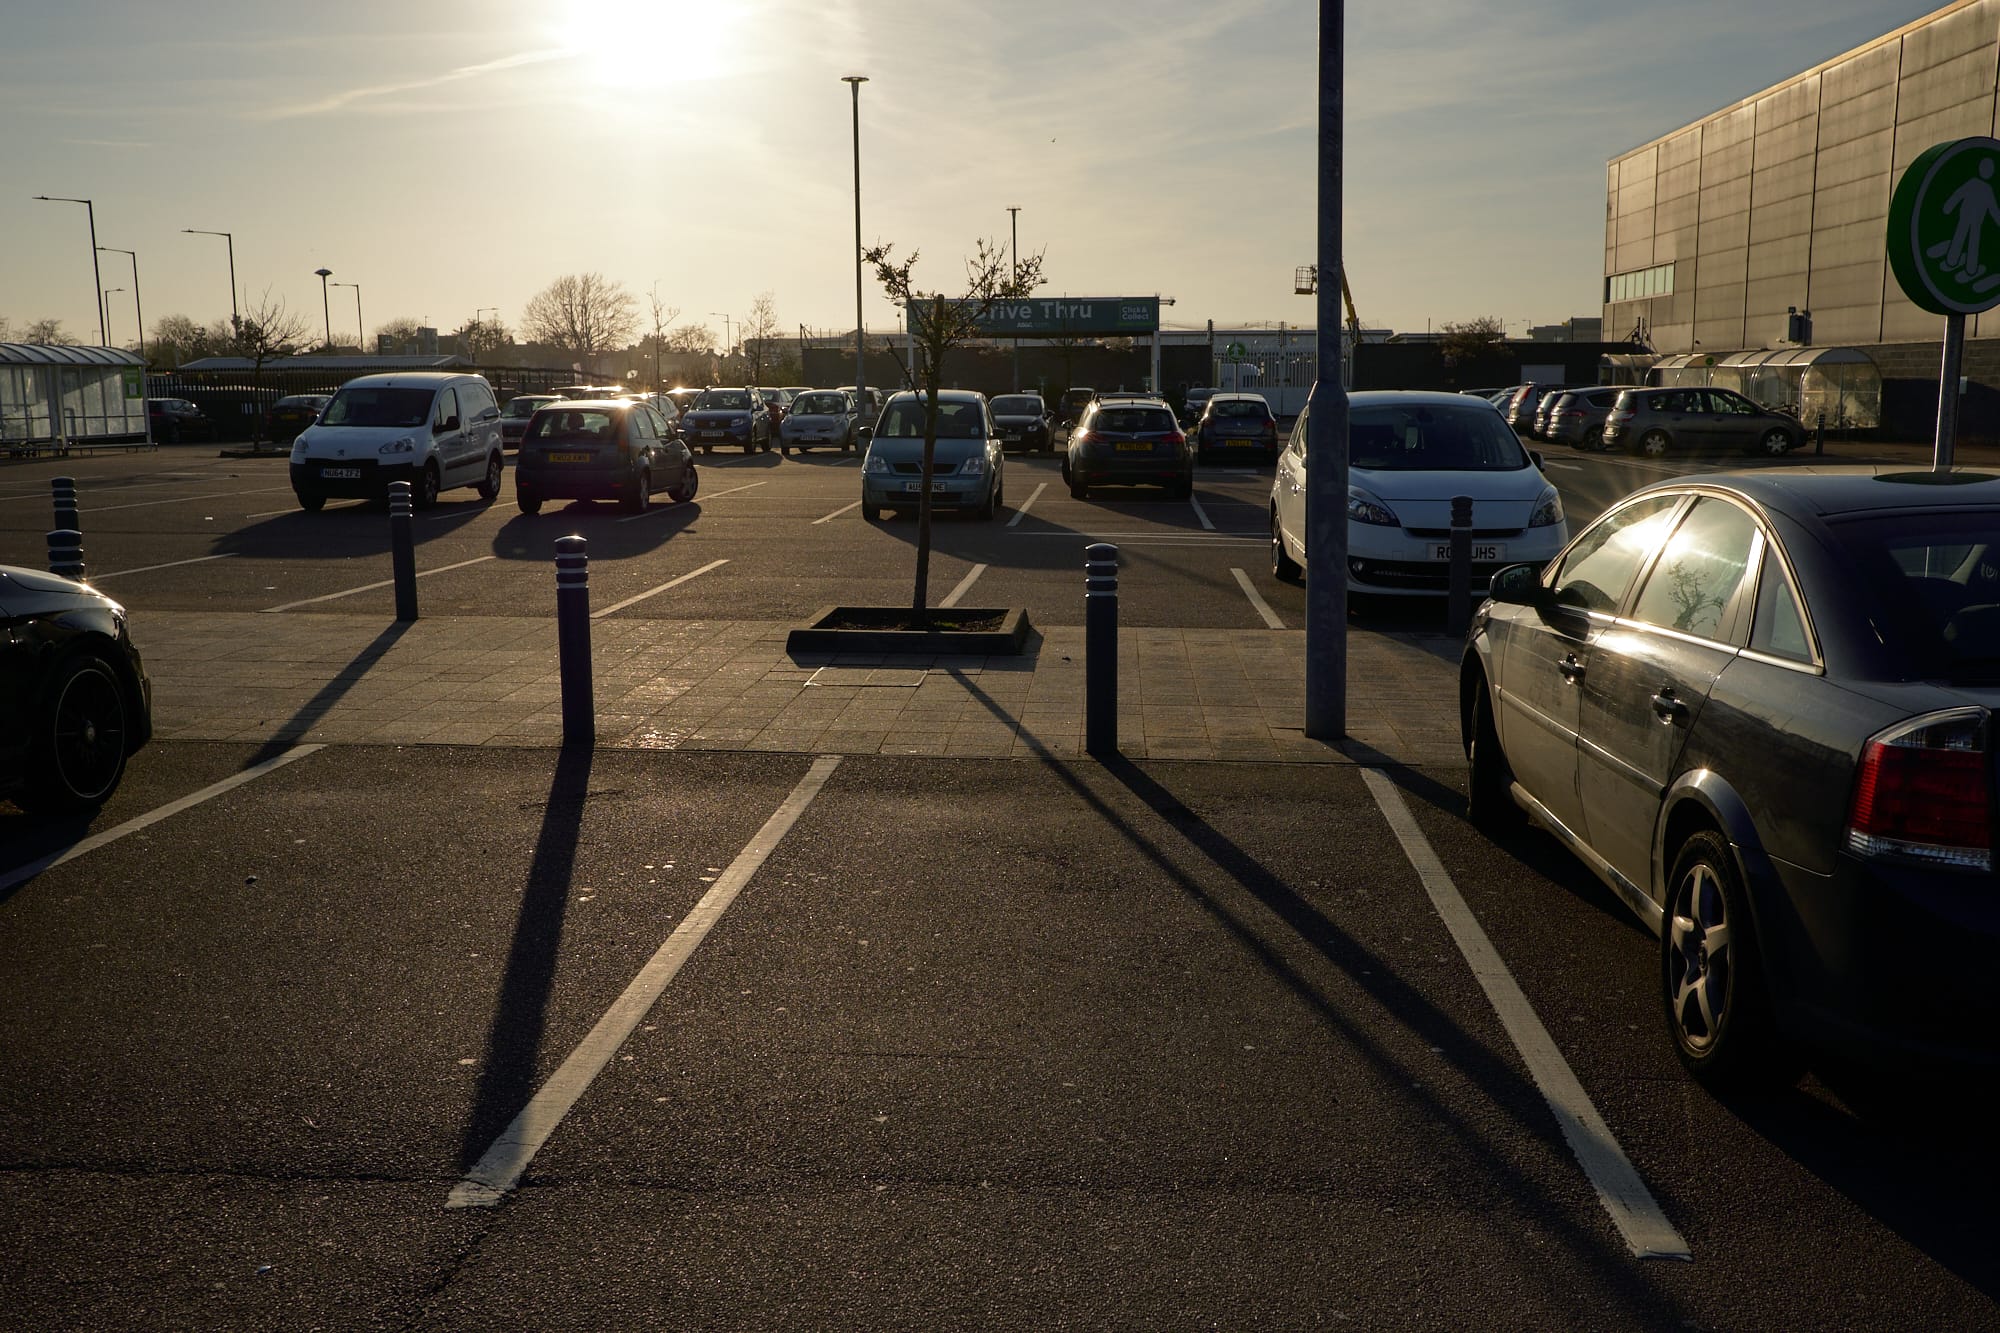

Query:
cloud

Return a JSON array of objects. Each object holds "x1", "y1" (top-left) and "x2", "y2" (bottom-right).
[{"x1": 269, "y1": 47, "x2": 574, "y2": 118}]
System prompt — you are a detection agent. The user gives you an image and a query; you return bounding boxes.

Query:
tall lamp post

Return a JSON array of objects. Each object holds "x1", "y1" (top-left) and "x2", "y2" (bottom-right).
[
  {"x1": 101, "y1": 288, "x2": 126, "y2": 348},
  {"x1": 34, "y1": 195, "x2": 107, "y2": 345},
  {"x1": 331, "y1": 281, "x2": 363, "y2": 352},
  {"x1": 1007, "y1": 205, "x2": 1021, "y2": 390},
  {"x1": 313, "y1": 268, "x2": 334, "y2": 350},
  {"x1": 97, "y1": 246, "x2": 145, "y2": 360},
  {"x1": 843, "y1": 75, "x2": 868, "y2": 411},
  {"x1": 182, "y1": 228, "x2": 238, "y2": 332},
  {"x1": 709, "y1": 312, "x2": 734, "y2": 374}
]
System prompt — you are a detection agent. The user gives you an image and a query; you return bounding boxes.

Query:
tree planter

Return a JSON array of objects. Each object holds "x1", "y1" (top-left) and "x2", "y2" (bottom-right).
[{"x1": 785, "y1": 605, "x2": 1033, "y2": 656}]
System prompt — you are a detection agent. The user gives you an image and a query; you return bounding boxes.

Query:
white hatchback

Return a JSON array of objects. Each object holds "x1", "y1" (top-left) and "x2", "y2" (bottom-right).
[{"x1": 1270, "y1": 389, "x2": 1567, "y2": 596}]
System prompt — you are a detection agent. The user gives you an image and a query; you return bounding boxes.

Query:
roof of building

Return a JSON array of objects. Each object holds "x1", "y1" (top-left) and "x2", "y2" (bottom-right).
[
  {"x1": 0, "y1": 342, "x2": 147, "y2": 368},
  {"x1": 177, "y1": 353, "x2": 475, "y2": 373}
]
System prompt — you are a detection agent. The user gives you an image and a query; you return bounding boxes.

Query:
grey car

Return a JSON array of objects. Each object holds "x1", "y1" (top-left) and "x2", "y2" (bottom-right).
[
  {"x1": 1603, "y1": 387, "x2": 1802, "y2": 458},
  {"x1": 779, "y1": 390, "x2": 858, "y2": 454},
  {"x1": 1545, "y1": 387, "x2": 1624, "y2": 451},
  {"x1": 1462, "y1": 468, "x2": 2000, "y2": 1086},
  {"x1": 860, "y1": 390, "x2": 1004, "y2": 521}
]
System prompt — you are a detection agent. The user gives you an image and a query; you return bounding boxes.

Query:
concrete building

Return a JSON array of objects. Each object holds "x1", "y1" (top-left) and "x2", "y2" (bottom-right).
[{"x1": 1603, "y1": 0, "x2": 2000, "y2": 438}]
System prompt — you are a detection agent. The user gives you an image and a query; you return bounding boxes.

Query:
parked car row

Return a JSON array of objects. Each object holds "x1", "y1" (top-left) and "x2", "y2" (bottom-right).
[{"x1": 1502, "y1": 382, "x2": 1805, "y2": 457}]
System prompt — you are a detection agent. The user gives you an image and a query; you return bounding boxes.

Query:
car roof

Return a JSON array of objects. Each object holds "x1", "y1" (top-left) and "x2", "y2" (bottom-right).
[
  {"x1": 338, "y1": 372, "x2": 480, "y2": 388},
  {"x1": 1632, "y1": 466, "x2": 2000, "y2": 520},
  {"x1": 533, "y1": 398, "x2": 630, "y2": 411},
  {"x1": 1348, "y1": 390, "x2": 1508, "y2": 408},
  {"x1": 885, "y1": 389, "x2": 985, "y2": 403},
  {"x1": 1209, "y1": 392, "x2": 1267, "y2": 403}
]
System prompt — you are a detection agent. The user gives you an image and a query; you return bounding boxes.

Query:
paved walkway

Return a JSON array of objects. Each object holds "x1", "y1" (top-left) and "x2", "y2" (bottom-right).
[{"x1": 142, "y1": 611, "x2": 1466, "y2": 767}]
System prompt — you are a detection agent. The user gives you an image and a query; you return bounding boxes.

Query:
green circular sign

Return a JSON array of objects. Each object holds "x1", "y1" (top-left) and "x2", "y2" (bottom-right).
[
  {"x1": 1889, "y1": 136, "x2": 2000, "y2": 315},
  {"x1": 1225, "y1": 341, "x2": 1247, "y2": 357}
]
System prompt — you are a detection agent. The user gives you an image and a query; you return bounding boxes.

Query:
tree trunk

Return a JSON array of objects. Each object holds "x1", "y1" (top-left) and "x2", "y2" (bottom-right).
[{"x1": 913, "y1": 373, "x2": 939, "y2": 622}]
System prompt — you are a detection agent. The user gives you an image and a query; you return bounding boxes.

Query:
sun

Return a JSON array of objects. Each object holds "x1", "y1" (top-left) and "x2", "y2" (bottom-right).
[{"x1": 547, "y1": 0, "x2": 741, "y2": 85}]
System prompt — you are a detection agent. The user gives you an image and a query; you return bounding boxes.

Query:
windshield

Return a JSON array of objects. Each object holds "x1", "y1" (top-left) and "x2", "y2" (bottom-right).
[
  {"x1": 1212, "y1": 399, "x2": 1268, "y2": 419},
  {"x1": 695, "y1": 390, "x2": 751, "y2": 411},
  {"x1": 524, "y1": 408, "x2": 618, "y2": 443},
  {"x1": 503, "y1": 397, "x2": 550, "y2": 419},
  {"x1": 793, "y1": 393, "x2": 846, "y2": 415},
  {"x1": 990, "y1": 396, "x2": 1043, "y2": 415},
  {"x1": 1349, "y1": 402, "x2": 1528, "y2": 471},
  {"x1": 321, "y1": 387, "x2": 435, "y2": 428},
  {"x1": 1830, "y1": 511, "x2": 2000, "y2": 681},
  {"x1": 876, "y1": 399, "x2": 986, "y2": 439}
]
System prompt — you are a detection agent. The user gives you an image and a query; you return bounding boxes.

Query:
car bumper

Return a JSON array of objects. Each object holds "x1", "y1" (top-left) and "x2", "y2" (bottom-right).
[
  {"x1": 1071, "y1": 453, "x2": 1191, "y2": 486},
  {"x1": 291, "y1": 458, "x2": 423, "y2": 497},
  {"x1": 517, "y1": 462, "x2": 630, "y2": 501},
  {"x1": 1345, "y1": 524, "x2": 1567, "y2": 596},
  {"x1": 864, "y1": 477, "x2": 986, "y2": 508}
]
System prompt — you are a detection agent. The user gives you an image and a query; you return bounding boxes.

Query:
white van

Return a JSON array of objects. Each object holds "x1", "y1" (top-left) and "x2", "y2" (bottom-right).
[{"x1": 289, "y1": 372, "x2": 505, "y2": 511}]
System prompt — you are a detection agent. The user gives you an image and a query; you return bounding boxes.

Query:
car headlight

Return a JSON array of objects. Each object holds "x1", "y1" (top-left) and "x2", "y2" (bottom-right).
[
  {"x1": 863, "y1": 453, "x2": 890, "y2": 474},
  {"x1": 290, "y1": 435, "x2": 310, "y2": 461},
  {"x1": 729, "y1": 418, "x2": 748, "y2": 433},
  {"x1": 958, "y1": 456, "x2": 984, "y2": 476},
  {"x1": 1529, "y1": 487, "x2": 1564, "y2": 528},
  {"x1": 378, "y1": 436, "x2": 416, "y2": 455},
  {"x1": 1346, "y1": 486, "x2": 1400, "y2": 527}
]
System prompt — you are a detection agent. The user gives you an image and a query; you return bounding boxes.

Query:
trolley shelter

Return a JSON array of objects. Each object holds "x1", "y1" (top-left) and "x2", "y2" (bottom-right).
[{"x1": 0, "y1": 343, "x2": 150, "y2": 455}]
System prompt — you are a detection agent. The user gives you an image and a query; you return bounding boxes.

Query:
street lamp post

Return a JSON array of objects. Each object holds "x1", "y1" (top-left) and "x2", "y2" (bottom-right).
[
  {"x1": 34, "y1": 195, "x2": 107, "y2": 345},
  {"x1": 331, "y1": 282, "x2": 363, "y2": 352},
  {"x1": 843, "y1": 75, "x2": 868, "y2": 412},
  {"x1": 1007, "y1": 205, "x2": 1022, "y2": 391},
  {"x1": 313, "y1": 268, "x2": 334, "y2": 350},
  {"x1": 182, "y1": 228, "x2": 238, "y2": 332},
  {"x1": 710, "y1": 312, "x2": 734, "y2": 375},
  {"x1": 100, "y1": 288, "x2": 125, "y2": 347},
  {"x1": 97, "y1": 247, "x2": 145, "y2": 360}
]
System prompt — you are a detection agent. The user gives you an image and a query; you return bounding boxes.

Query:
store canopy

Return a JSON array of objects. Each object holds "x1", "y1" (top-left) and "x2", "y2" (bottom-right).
[{"x1": 0, "y1": 343, "x2": 145, "y2": 367}]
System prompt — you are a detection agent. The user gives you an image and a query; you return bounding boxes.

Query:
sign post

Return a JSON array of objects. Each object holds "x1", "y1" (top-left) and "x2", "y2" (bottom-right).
[{"x1": 1887, "y1": 136, "x2": 2000, "y2": 471}]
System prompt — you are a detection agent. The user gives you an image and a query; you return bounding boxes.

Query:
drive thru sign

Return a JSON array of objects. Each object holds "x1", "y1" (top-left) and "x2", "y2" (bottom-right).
[{"x1": 1887, "y1": 136, "x2": 2000, "y2": 468}]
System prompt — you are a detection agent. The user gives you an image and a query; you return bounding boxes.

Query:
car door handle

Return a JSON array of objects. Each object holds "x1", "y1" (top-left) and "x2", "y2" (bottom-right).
[
  {"x1": 1651, "y1": 687, "x2": 1689, "y2": 722},
  {"x1": 1557, "y1": 655, "x2": 1586, "y2": 683}
]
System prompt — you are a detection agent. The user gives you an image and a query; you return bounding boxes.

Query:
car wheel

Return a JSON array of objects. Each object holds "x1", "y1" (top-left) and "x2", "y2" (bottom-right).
[
  {"x1": 1173, "y1": 474, "x2": 1195, "y2": 500},
  {"x1": 1271, "y1": 507, "x2": 1302, "y2": 582},
  {"x1": 1069, "y1": 478, "x2": 1090, "y2": 500},
  {"x1": 19, "y1": 651, "x2": 130, "y2": 812},
  {"x1": 1636, "y1": 429, "x2": 1671, "y2": 458},
  {"x1": 1754, "y1": 427, "x2": 1794, "y2": 457},
  {"x1": 517, "y1": 490, "x2": 542, "y2": 515},
  {"x1": 1465, "y1": 680, "x2": 1519, "y2": 832},
  {"x1": 668, "y1": 464, "x2": 699, "y2": 504},
  {"x1": 623, "y1": 467, "x2": 651, "y2": 513},
  {"x1": 701, "y1": 445, "x2": 712, "y2": 455},
  {"x1": 781, "y1": 444, "x2": 792, "y2": 456},
  {"x1": 415, "y1": 460, "x2": 441, "y2": 509},
  {"x1": 1662, "y1": 829, "x2": 1799, "y2": 1089},
  {"x1": 295, "y1": 490, "x2": 325, "y2": 512},
  {"x1": 477, "y1": 452, "x2": 503, "y2": 501}
]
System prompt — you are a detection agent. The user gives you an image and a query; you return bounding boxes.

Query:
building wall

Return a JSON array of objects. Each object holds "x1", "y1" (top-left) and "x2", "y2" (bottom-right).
[{"x1": 1604, "y1": 0, "x2": 2000, "y2": 357}]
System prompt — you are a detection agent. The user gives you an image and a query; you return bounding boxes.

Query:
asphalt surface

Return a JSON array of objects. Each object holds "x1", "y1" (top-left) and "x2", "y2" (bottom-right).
[{"x1": 2, "y1": 438, "x2": 1997, "y2": 1330}]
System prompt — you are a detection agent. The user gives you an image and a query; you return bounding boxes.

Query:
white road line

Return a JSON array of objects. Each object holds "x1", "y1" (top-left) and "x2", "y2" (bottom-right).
[
  {"x1": 87, "y1": 485, "x2": 294, "y2": 514},
  {"x1": 1542, "y1": 461, "x2": 1584, "y2": 472},
  {"x1": 447, "y1": 754, "x2": 843, "y2": 1209},
  {"x1": 812, "y1": 500, "x2": 862, "y2": 525},
  {"x1": 1230, "y1": 567, "x2": 1285, "y2": 629},
  {"x1": 1356, "y1": 768, "x2": 1690, "y2": 1262},
  {"x1": 1189, "y1": 496, "x2": 1216, "y2": 530},
  {"x1": 591, "y1": 558, "x2": 729, "y2": 618},
  {"x1": 938, "y1": 563, "x2": 988, "y2": 608},
  {"x1": 1007, "y1": 529, "x2": 1266, "y2": 538},
  {"x1": 90, "y1": 553, "x2": 238, "y2": 580},
  {"x1": 1005, "y1": 481, "x2": 1048, "y2": 528},
  {"x1": 671, "y1": 480, "x2": 768, "y2": 509},
  {"x1": 0, "y1": 745, "x2": 325, "y2": 896},
  {"x1": 260, "y1": 555, "x2": 496, "y2": 612}
]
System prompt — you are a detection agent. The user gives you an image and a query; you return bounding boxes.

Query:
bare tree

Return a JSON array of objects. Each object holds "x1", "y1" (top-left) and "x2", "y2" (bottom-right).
[
  {"x1": 0, "y1": 316, "x2": 11, "y2": 342},
  {"x1": 372, "y1": 316, "x2": 425, "y2": 354},
  {"x1": 22, "y1": 318, "x2": 79, "y2": 346},
  {"x1": 231, "y1": 289, "x2": 311, "y2": 451},
  {"x1": 521, "y1": 273, "x2": 638, "y2": 373},
  {"x1": 456, "y1": 318, "x2": 511, "y2": 360},
  {"x1": 645, "y1": 290, "x2": 681, "y2": 390},
  {"x1": 866, "y1": 237, "x2": 1043, "y2": 617},
  {"x1": 739, "y1": 292, "x2": 782, "y2": 387},
  {"x1": 1440, "y1": 316, "x2": 1506, "y2": 364}
]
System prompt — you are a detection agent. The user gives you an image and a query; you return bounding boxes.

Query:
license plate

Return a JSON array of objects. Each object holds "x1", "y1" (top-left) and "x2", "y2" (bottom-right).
[
  {"x1": 547, "y1": 451, "x2": 592, "y2": 462},
  {"x1": 320, "y1": 466, "x2": 361, "y2": 479},
  {"x1": 1430, "y1": 542, "x2": 1502, "y2": 562},
  {"x1": 1224, "y1": 438, "x2": 1255, "y2": 448},
  {"x1": 1114, "y1": 441, "x2": 1152, "y2": 452},
  {"x1": 700, "y1": 431, "x2": 726, "y2": 439},
  {"x1": 902, "y1": 481, "x2": 950, "y2": 493}
]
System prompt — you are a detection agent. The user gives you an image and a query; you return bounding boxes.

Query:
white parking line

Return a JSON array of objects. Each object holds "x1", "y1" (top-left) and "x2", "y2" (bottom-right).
[
  {"x1": 1007, "y1": 529, "x2": 1266, "y2": 538},
  {"x1": 1005, "y1": 481, "x2": 1048, "y2": 528},
  {"x1": 1231, "y1": 567, "x2": 1285, "y2": 629},
  {"x1": 447, "y1": 754, "x2": 843, "y2": 1209},
  {"x1": 938, "y1": 563, "x2": 988, "y2": 608},
  {"x1": 614, "y1": 479, "x2": 765, "y2": 522},
  {"x1": 812, "y1": 500, "x2": 861, "y2": 525},
  {"x1": 88, "y1": 485, "x2": 293, "y2": 514},
  {"x1": 1356, "y1": 768, "x2": 1690, "y2": 1262},
  {"x1": 0, "y1": 745, "x2": 325, "y2": 896},
  {"x1": 90, "y1": 553, "x2": 238, "y2": 581},
  {"x1": 246, "y1": 500, "x2": 359, "y2": 518},
  {"x1": 591, "y1": 558, "x2": 729, "y2": 618},
  {"x1": 259, "y1": 555, "x2": 496, "y2": 612},
  {"x1": 1189, "y1": 496, "x2": 1216, "y2": 530},
  {"x1": 1542, "y1": 461, "x2": 1584, "y2": 472}
]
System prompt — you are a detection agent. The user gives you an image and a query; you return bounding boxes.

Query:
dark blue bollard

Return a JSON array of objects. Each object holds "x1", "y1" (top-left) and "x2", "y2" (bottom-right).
[
  {"x1": 555, "y1": 535, "x2": 594, "y2": 744},
  {"x1": 52, "y1": 477, "x2": 78, "y2": 538},
  {"x1": 1447, "y1": 494, "x2": 1473, "y2": 639},
  {"x1": 48, "y1": 529, "x2": 84, "y2": 581},
  {"x1": 1085, "y1": 542, "x2": 1119, "y2": 756},
  {"x1": 388, "y1": 480, "x2": 418, "y2": 622}
]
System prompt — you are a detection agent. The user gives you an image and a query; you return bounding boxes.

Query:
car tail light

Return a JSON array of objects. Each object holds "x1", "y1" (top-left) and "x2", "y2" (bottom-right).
[
  {"x1": 1157, "y1": 431, "x2": 1185, "y2": 446},
  {"x1": 1847, "y1": 708, "x2": 1992, "y2": 871},
  {"x1": 1071, "y1": 430, "x2": 1091, "y2": 446}
]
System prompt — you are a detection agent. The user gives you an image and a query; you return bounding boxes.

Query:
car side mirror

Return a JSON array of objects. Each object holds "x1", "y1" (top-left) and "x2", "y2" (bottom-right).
[
  {"x1": 436, "y1": 415, "x2": 459, "y2": 433},
  {"x1": 1530, "y1": 450, "x2": 1546, "y2": 470},
  {"x1": 479, "y1": 406, "x2": 501, "y2": 421},
  {"x1": 1487, "y1": 562, "x2": 1549, "y2": 607},
  {"x1": 857, "y1": 425, "x2": 873, "y2": 444}
]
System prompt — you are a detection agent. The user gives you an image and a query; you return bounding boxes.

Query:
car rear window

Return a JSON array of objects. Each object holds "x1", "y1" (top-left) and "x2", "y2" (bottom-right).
[
  {"x1": 1349, "y1": 402, "x2": 1528, "y2": 471},
  {"x1": 1091, "y1": 407, "x2": 1177, "y2": 433},
  {"x1": 1212, "y1": 400, "x2": 1268, "y2": 419},
  {"x1": 321, "y1": 388, "x2": 434, "y2": 428},
  {"x1": 1828, "y1": 510, "x2": 2000, "y2": 680},
  {"x1": 526, "y1": 409, "x2": 619, "y2": 443},
  {"x1": 990, "y1": 396, "x2": 1042, "y2": 414}
]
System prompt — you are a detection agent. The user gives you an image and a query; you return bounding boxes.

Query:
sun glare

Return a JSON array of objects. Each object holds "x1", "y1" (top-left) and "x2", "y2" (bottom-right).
[{"x1": 550, "y1": 0, "x2": 739, "y2": 84}]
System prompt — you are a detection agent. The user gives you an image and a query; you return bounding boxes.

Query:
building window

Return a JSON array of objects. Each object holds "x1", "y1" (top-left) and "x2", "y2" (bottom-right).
[{"x1": 1606, "y1": 263, "x2": 1676, "y2": 305}]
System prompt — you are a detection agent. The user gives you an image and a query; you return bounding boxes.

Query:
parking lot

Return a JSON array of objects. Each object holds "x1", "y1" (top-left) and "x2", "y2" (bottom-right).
[{"x1": 3, "y1": 441, "x2": 1997, "y2": 1330}]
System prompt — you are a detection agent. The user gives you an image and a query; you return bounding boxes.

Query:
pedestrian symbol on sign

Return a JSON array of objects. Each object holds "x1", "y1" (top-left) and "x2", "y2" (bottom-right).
[{"x1": 1890, "y1": 136, "x2": 2000, "y2": 314}]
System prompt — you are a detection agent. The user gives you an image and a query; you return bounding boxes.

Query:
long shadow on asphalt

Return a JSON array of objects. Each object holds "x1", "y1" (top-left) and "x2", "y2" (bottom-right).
[
  {"x1": 489, "y1": 499, "x2": 702, "y2": 562},
  {"x1": 945, "y1": 675, "x2": 1689, "y2": 1321},
  {"x1": 244, "y1": 620, "x2": 412, "y2": 768},
  {"x1": 212, "y1": 496, "x2": 497, "y2": 559},
  {"x1": 458, "y1": 741, "x2": 592, "y2": 1170}
]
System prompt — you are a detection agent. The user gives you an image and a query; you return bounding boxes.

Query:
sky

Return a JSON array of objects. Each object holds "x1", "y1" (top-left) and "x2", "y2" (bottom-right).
[{"x1": 0, "y1": 0, "x2": 1949, "y2": 350}]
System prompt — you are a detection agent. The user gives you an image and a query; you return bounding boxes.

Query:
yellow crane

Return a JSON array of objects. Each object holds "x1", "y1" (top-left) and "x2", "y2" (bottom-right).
[{"x1": 1294, "y1": 264, "x2": 1362, "y2": 336}]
